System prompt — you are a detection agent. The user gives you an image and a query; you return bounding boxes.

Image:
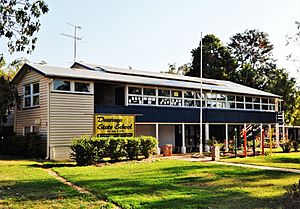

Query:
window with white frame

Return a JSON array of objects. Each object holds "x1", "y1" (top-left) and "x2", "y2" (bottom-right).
[
  {"x1": 261, "y1": 98, "x2": 269, "y2": 110},
  {"x1": 23, "y1": 126, "x2": 39, "y2": 136},
  {"x1": 216, "y1": 94, "x2": 226, "y2": 108},
  {"x1": 227, "y1": 95, "x2": 236, "y2": 109},
  {"x1": 53, "y1": 80, "x2": 71, "y2": 91},
  {"x1": 52, "y1": 79, "x2": 93, "y2": 94},
  {"x1": 23, "y1": 83, "x2": 39, "y2": 108},
  {"x1": 158, "y1": 89, "x2": 171, "y2": 105},
  {"x1": 126, "y1": 85, "x2": 276, "y2": 112},
  {"x1": 207, "y1": 93, "x2": 217, "y2": 108},
  {"x1": 75, "y1": 82, "x2": 91, "y2": 93},
  {"x1": 184, "y1": 91, "x2": 195, "y2": 107},
  {"x1": 245, "y1": 96, "x2": 253, "y2": 110},
  {"x1": 269, "y1": 98, "x2": 275, "y2": 111},
  {"x1": 128, "y1": 87, "x2": 143, "y2": 104},
  {"x1": 236, "y1": 95, "x2": 245, "y2": 109},
  {"x1": 143, "y1": 88, "x2": 156, "y2": 105},
  {"x1": 253, "y1": 97, "x2": 261, "y2": 110}
]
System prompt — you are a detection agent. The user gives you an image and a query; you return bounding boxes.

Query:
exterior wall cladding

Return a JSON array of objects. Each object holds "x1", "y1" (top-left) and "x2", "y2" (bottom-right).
[{"x1": 95, "y1": 105, "x2": 277, "y2": 124}]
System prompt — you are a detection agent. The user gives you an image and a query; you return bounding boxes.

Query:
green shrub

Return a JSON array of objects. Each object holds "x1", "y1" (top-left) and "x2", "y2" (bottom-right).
[
  {"x1": 293, "y1": 141, "x2": 299, "y2": 152},
  {"x1": 90, "y1": 137, "x2": 108, "y2": 162},
  {"x1": 107, "y1": 137, "x2": 127, "y2": 161},
  {"x1": 139, "y1": 136, "x2": 157, "y2": 158},
  {"x1": 126, "y1": 137, "x2": 140, "y2": 160},
  {"x1": 0, "y1": 133, "x2": 43, "y2": 158},
  {"x1": 70, "y1": 136, "x2": 96, "y2": 166},
  {"x1": 280, "y1": 140, "x2": 292, "y2": 153},
  {"x1": 281, "y1": 179, "x2": 300, "y2": 209},
  {"x1": 70, "y1": 136, "x2": 158, "y2": 165}
]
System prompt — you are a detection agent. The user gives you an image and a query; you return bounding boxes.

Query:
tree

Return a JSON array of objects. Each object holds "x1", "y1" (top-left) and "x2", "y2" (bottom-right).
[
  {"x1": 186, "y1": 34, "x2": 237, "y2": 80},
  {"x1": 0, "y1": 0, "x2": 49, "y2": 60},
  {"x1": 0, "y1": 59, "x2": 18, "y2": 125},
  {"x1": 286, "y1": 21, "x2": 300, "y2": 72},
  {"x1": 164, "y1": 62, "x2": 191, "y2": 75},
  {"x1": 289, "y1": 92, "x2": 300, "y2": 126},
  {"x1": 228, "y1": 29, "x2": 276, "y2": 89},
  {"x1": 265, "y1": 68, "x2": 297, "y2": 125},
  {"x1": 0, "y1": 57, "x2": 29, "y2": 80}
]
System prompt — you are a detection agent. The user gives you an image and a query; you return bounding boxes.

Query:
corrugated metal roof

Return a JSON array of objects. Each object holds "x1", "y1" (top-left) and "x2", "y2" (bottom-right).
[{"x1": 20, "y1": 62, "x2": 279, "y2": 98}]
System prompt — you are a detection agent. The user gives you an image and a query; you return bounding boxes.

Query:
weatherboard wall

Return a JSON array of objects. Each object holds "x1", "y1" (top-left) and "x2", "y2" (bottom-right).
[
  {"x1": 49, "y1": 91, "x2": 94, "y2": 159},
  {"x1": 15, "y1": 69, "x2": 49, "y2": 142}
]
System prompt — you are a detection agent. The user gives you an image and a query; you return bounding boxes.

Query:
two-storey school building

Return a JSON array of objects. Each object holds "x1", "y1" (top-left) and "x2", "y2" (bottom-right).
[{"x1": 12, "y1": 62, "x2": 280, "y2": 159}]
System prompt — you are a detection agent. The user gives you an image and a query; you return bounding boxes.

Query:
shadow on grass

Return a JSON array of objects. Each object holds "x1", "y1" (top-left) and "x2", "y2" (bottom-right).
[
  {"x1": 0, "y1": 178, "x2": 86, "y2": 202},
  {"x1": 55, "y1": 163, "x2": 290, "y2": 209},
  {"x1": 27, "y1": 163, "x2": 76, "y2": 169},
  {"x1": 69, "y1": 175, "x2": 283, "y2": 209},
  {"x1": 270, "y1": 157, "x2": 300, "y2": 164}
]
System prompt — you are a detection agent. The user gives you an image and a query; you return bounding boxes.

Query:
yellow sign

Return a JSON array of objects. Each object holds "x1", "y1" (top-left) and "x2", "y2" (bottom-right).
[{"x1": 94, "y1": 114, "x2": 135, "y2": 137}]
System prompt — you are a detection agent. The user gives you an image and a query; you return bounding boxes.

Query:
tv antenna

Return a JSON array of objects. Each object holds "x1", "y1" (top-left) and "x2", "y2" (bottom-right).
[{"x1": 61, "y1": 23, "x2": 82, "y2": 63}]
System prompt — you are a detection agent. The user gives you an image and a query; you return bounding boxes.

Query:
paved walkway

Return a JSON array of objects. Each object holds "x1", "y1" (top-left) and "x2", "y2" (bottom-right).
[
  {"x1": 163, "y1": 155, "x2": 300, "y2": 174},
  {"x1": 209, "y1": 161, "x2": 300, "y2": 174}
]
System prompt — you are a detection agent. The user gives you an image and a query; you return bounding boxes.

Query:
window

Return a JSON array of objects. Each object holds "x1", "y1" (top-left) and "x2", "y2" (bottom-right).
[
  {"x1": 184, "y1": 99, "x2": 194, "y2": 107},
  {"x1": 158, "y1": 89, "x2": 170, "y2": 97},
  {"x1": 245, "y1": 96, "x2": 253, "y2": 109},
  {"x1": 158, "y1": 98, "x2": 170, "y2": 105},
  {"x1": 227, "y1": 95, "x2": 235, "y2": 109},
  {"x1": 75, "y1": 82, "x2": 91, "y2": 93},
  {"x1": 184, "y1": 91, "x2": 194, "y2": 98},
  {"x1": 171, "y1": 90, "x2": 182, "y2": 97},
  {"x1": 24, "y1": 126, "x2": 31, "y2": 135},
  {"x1": 128, "y1": 96, "x2": 142, "y2": 104},
  {"x1": 207, "y1": 93, "x2": 216, "y2": 100},
  {"x1": 128, "y1": 87, "x2": 142, "y2": 95},
  {"x1": 236, "y1": 95, "x2": 244, "y2": 109},
  {"x1": 183, "y1": 90, "x2": 205, "y2": 107},
  {"x1": 143, "y1": 96, "x2": 156, "y2": 105},
  {"x1": 23, "y1": 83, "x2": 39, "y2": 108},
  {"x1": 53, "y1": 80, "x2": 70, "y2": 91},
  {"x1": 227, "y1": 95, "x2": 235, "y2": 101},
  {"x1": 143, "y1": 88, "x2": 156, "y2": 96},
  {"x1": 171, "y1": 98, "x2": 182, "y2": 106},
  {"x1": 23, "y1": 126, "x2": 39, "y2": 136}
]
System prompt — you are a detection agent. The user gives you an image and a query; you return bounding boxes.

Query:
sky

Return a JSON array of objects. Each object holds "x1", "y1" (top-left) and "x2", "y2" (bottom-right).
[{"x1": 1, "y1": 0, "x2": 300, "y2": 80}]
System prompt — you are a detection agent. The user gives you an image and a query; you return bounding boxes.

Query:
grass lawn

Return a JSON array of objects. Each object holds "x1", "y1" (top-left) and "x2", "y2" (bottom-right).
[
  {"x1": 222, "y1": 151, "x2": 300, "y2": 170},
  {"x1": 53, "y1": 159, "x2": 300, "y2": 209},
  {"x1": 0, "y1": 160, "x2": 110, "y2": 209}
]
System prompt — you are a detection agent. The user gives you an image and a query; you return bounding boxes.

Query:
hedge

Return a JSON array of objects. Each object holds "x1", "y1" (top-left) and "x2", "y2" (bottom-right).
[{"x1": 70, "y1": 136, "x2": 158, "y2": 166}]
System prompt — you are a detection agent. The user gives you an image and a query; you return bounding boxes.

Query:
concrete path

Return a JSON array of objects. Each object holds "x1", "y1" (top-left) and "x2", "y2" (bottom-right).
[
  {"x1": 209, "y1": 161, "x2": 300, "y2": 174},
  {"x1": 162, "y1": 155, "x2": 300, "y2": 174}
]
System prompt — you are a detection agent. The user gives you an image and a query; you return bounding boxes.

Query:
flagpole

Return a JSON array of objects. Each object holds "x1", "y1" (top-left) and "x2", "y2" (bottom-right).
[{"x1": 200, "y1": 32, "x2": 203, "y2": 155}]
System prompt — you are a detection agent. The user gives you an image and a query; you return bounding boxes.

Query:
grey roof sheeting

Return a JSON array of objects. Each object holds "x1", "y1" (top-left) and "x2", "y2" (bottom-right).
[{"x1": 19, "y1": 62, "x2": 279, "y2": 98}]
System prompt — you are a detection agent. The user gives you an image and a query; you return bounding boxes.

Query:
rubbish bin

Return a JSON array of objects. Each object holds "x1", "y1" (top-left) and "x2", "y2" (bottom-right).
[
  {"x1": 163, "y1": 144, "x2": 172, "y2": 156},
  {"x1": 211, "y1": 145, "x2": 220, "y2": 161}
]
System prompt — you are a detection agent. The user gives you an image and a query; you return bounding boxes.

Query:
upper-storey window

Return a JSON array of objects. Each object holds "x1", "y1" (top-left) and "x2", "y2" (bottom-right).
[
  {"x1": 53, "y1": 80, "x2": 71, "y2": 91},
  {"x1": 126, "y1": 85, "x2": 276, "y2": 112},
  {"x1": 171, "y1": 90, "x2": 182, "y2": 98},
  {"x1": 158, "y1": 89, "x2": 170, "y2": 97},
  {"x1": 143, "y1": 88, "x2": 155, "y2": 96},
  {"x1": 23, "y1": 83, "x2": 39, "y2": 108},
  {"x1": 207, "y1": 93, "x2": 225, "y2": 108},
  {"x1": 236, "y1": 95, "x2": 244, "y2": 109},
  {"x1": 128, "y1": 87, "x2": 142, "y2": 104},
  {"x1": 52, "y1": 80, "x2": 93, "y2": 94},
  {"x1": 253, "y1": 97, "x2": 261, "y2": 110},
  {"x1": 75, "y1": 82, "x2": 91, "y2": 93},
  {"x1": 143, "y1": 88, "x2": 156, "y2": 105},
  {"x1": 128, "y1": 87, "x2": 142, "y2": 95}
]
